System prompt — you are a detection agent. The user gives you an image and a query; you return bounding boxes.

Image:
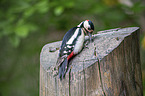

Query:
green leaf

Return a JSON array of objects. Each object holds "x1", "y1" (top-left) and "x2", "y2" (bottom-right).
[
  {"x1": 15, "y1": 25, "x2": 29, "y2": 38},
  {"x1": 35, "y1": 0, "x2": 49, "y2": 13},
  {"x1": 24, "y1": 7, "x2": 35, "y2": 18},
  {"x1": 54, "y1": 6, "x2": 64, "y2": 16},
  {"x1": 64, "y1": 1, "x2": 74, "y2": 8},
  {"x1": 10, "y1": 1, "x2": 30, "y2": 13}
]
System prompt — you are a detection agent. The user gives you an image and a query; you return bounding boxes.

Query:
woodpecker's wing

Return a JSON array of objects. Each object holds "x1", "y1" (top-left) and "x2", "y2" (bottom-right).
[
  {"x1": 59, "y1": 27, "x2": 78, "y2": 57},
  {"x1": 56, "y1": 27, "x2": 78, "y2": 66}
]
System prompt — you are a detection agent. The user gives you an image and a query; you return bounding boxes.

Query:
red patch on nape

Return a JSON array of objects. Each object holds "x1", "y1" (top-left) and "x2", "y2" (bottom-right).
[
  {"x1": 86, "y1": 20, "x2": 89, "y2": 21},
  {"x1": 67, "y1": 51, "x2": 74, "y2": 60}
]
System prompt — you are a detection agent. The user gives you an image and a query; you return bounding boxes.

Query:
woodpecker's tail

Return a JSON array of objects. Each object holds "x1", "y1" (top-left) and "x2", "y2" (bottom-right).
[{"x1": 58, "y1": 58, "x2": 68, "y2": 80}]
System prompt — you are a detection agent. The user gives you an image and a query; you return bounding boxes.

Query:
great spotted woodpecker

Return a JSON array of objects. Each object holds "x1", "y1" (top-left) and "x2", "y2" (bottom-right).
[{"x1": 56, "y1": 20, "x2": 94, "y2": 80}]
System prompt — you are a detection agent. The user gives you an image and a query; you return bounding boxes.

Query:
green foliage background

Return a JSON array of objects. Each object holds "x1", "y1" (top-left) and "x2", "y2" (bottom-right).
[{"x1": 0, "y1": 0, "x2": 145, "y2": 96}]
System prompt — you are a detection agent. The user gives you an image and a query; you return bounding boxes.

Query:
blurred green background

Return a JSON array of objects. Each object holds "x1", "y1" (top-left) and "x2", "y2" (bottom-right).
[{"x1": 0, "y1": 0, "x2": 145, "y2": 96}]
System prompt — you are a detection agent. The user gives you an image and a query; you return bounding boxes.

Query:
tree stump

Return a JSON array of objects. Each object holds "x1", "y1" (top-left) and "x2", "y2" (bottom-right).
[{"x1": 40, "y1": 27, "x2": 143, "y2": 96}]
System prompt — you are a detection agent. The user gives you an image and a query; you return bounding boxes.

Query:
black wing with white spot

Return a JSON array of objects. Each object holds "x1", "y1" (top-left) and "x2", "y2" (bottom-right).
[
  {"x1": 59, "y1": 44, "x2": 75, "y2": 57},
  {"x1": 59, "y1": 27, "x2": 78, "y2": 57}
]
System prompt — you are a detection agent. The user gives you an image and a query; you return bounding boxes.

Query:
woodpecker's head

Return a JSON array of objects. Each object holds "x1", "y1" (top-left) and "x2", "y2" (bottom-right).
[{"x1": 77, "y1": 20, "x2": 94, "y2": 41}]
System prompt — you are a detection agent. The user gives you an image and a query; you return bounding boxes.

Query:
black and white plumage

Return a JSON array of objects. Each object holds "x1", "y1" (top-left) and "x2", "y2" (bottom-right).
[{"x1": 56, "y1": 20, "x2": 94, "y2": 80}]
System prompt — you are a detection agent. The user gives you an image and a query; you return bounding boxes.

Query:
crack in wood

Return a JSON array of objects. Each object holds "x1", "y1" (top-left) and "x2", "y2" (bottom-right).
[
  {"x1": 83, "y1": 61, "x2": 86, "y2": 96},
  {"x1": 49, "y1": 47, "x2": 59, "y2": 52},
  {"x1": 69, "y1": 68, "x2": 71, "y2": 96},
  {"x1": 98, "y1": 59, "x2": 106, "y2": 96},
  {"x1": 55, "y1": 77, "x2": 58, "y2": 96}
]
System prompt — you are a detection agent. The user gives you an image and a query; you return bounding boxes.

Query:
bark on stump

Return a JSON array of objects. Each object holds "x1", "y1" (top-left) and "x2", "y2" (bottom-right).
[{"x1": 40, "y1": 27, "x2": 143, "y2": 96}]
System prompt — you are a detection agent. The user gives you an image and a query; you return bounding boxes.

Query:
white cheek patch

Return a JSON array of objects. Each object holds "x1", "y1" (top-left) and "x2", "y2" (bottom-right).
[{"x1": 84, "y1": 21, "x2": 90, "y2": 29}]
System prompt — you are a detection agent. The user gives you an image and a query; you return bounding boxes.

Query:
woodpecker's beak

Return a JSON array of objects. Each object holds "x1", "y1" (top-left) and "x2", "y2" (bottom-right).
[{"x1": 88, "y1": 32, "x2": 93, "y2": 42}]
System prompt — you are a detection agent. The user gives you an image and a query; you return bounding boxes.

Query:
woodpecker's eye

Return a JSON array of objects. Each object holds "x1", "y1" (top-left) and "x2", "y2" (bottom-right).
[{"x1": 88, "y1": 28, "x2": 91, "y2": 30}]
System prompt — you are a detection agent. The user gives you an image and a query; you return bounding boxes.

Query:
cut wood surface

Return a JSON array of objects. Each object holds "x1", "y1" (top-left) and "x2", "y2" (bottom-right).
[{"x1": 40, "y1": 27, "x2": 143, "y2": 96}]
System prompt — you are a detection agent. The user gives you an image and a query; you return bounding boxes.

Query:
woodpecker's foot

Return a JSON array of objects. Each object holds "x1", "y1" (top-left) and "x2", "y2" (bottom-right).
[{"x1": 91, "y1": 38, "x2": 94, "y2": 42}]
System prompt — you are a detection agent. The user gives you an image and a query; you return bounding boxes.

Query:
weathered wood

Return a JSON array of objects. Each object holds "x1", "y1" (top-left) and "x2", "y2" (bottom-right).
[{"x1": 40, "y1": 27, "x2": 143, "y2": 96}]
